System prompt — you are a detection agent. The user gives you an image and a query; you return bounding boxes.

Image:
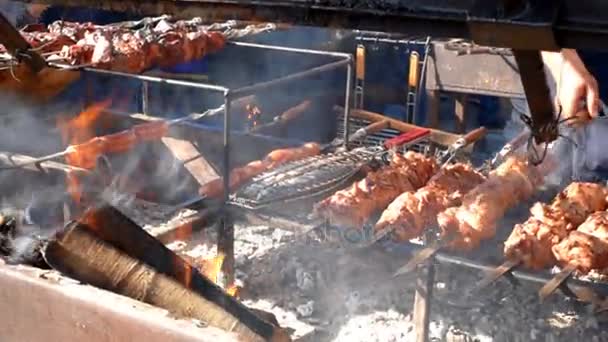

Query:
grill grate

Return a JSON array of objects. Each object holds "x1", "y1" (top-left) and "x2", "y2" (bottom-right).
[
  {"x1": 231, "y1": 147, "x2": 378, "y2": 210},
  {"x1": 337, "y1": 115, "x2": 449, "y2": 158}
]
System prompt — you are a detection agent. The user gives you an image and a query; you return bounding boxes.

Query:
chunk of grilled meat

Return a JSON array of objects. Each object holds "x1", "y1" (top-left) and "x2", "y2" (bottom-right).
[
  {"x1": 437, "y1": 156, "x2": 543, "y2": 251},
  {"x1": 375, "y1": 163, "x2": 485, "y2": 242},
  {"x1": 2, "y1": 19, "x2": 226, "y2": 74},
  {"x1": 313, "y1": 151, "x2": 438, "y2": 229},
  {"x1": 552, "y1": 211, "x2": 608, "y2": 274},
  {"x1": 504, "y1": 182, "x2": 608, "y2": 270}
]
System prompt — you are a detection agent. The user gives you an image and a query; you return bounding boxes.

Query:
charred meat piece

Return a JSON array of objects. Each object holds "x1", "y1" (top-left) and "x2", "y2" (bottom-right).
[
  {"x1": 438, "y1": 156, "x2": 543, "y2": 251},
  {"x1": 375, "y1": 163, "x2": 485, "y2": 242},
  {"x1": 503, "y1": 182, "x2": 608, "y2": 270},
  {"x1": 313, "y1": 151, "x2": 438, "y2": 229}
]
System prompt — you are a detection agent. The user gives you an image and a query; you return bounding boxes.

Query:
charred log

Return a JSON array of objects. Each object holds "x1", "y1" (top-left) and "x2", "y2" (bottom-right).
[{"x1": 69, "y1": 204, "x2": 289, "y2": 341}]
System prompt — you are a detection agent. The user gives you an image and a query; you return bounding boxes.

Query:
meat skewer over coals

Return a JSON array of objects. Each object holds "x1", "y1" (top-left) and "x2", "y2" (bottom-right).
[
  {"x1": 0, "y1": 96, "x2": 256, "y2": 170},
  {"x1": 374, "y1": 163, "x2": 486, "y2": 242},
  {"x1": 503, "y1": 182, "x2": 608, "y2": 270},
  {"x1": 313, "y1": 151, "x2": 438, "y2": 229},
  {"x1": 437, "y1": 156, "x2": 544, "y2": 251},
  {"x1": 552, "y1": 210, "x2": 608, "y2": 274},
  {"x1": 394, "y1": 156, "x2": 545, "y2": 277}
]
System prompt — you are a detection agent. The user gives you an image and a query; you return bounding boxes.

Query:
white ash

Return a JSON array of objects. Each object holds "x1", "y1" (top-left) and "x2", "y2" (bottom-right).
[
  {"x1": 110, "y1": 197, "x2": 198, "y2": 235},
  {"x1": 162, "y1": 220, "x2": 608, "y2": 342}
]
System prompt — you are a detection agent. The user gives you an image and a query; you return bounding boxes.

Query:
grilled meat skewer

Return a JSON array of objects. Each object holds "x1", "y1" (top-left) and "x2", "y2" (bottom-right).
[
  {"x1": 375, "y1": 163, "x2": 486, "y2": 242},
  {"x1": 199, "y1": 142, "x2": 322, "y2": 199},
  {"x1": 313, "y1": 151, "x2": 438, "y2": 229},
  {"x1": 504, "y1": 182, "x2": 608, "y2": 270}
]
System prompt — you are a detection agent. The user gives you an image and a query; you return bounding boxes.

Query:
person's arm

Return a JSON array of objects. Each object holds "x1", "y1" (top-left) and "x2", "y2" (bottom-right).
[{"x1": 541, "y1": 49, "x2": 600, "y2": 122}]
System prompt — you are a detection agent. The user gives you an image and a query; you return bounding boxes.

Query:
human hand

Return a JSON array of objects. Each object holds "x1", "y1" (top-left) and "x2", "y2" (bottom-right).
[{"x1": 542, "y1": 49, "x2": 600, "y2": 125}]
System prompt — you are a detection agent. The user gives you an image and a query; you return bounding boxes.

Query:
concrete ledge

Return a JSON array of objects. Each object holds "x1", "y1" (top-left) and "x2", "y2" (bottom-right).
[{"x1": 0, "y1": 261, "x2": 238, "y2": 342}]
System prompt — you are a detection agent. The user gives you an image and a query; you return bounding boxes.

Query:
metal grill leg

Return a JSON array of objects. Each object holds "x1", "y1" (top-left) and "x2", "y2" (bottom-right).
[
  {"x1": 219, "y1": 92, "x2": 235, "y2": 286},
  {"x1": 413, "y1": 259, "x2": 435, "y2": 342}
]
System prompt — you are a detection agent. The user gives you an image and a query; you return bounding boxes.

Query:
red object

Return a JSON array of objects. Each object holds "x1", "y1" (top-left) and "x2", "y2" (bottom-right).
[{"x1": 384, "y1": 128, "x2": 431, "y2": 149}]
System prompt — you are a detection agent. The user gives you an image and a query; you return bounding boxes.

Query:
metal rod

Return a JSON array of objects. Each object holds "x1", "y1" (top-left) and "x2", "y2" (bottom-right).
[
  {"x1": 355, "y1": 36, "x2": 430, "y2": 45},
  {"x1": 413, "y1": 37, "x2": 432, "y2": 126},
  {"x1": 230, "y1": 58, "x2": 350, "y2": 97},
  {"x1": 141, "y1": 81, "x2": 149, "y2": 115},
  {"x1": 227, "y1": 40, "x2": 351, "y2": 58},
  {"x1": 413, "y1": 260, "x2": 434, "y2": 342},
  {"x1": 343, "y1": 59, "x2": 353, "y2": 147},
  {"x1": 219, "y1": 91, "x2": 235, "y2": 287},
  {"x1": 49, "y1": 63, "x2": 229, "y2": 93}
]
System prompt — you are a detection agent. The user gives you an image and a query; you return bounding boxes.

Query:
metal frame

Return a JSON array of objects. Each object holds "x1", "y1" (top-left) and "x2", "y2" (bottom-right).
[{"x1": 53, "y1": 40, "x2": 354, "y2": 285}]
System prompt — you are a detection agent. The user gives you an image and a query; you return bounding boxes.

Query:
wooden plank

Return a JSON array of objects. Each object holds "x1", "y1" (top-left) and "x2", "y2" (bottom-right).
[{"x1": 161, "y1": 136, "x2": 220, "y2": 186}]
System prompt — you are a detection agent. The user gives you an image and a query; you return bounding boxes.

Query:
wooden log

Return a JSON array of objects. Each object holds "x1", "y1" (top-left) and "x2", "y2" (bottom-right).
[
  {"x1": 76, "y1": 204, "x2": 289, "y2": 341},
  {"x1": 43, "y1": 223, "x2": 288, "y2": 341}
]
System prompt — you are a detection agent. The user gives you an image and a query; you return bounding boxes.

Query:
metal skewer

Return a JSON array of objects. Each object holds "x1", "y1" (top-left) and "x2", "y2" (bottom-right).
[{"x1": 0, "y1": 97, "x2": 255, "y2": 171}]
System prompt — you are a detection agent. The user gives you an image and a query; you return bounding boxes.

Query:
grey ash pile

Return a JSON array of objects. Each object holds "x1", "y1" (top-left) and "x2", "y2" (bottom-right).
[{"x1": 169, "y1": 222, "x2": 608, "y2": 342}]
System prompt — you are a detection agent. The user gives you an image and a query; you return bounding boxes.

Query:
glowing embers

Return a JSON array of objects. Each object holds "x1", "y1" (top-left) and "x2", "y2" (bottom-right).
[{"x1": 246, "y1": 104, "x2": 262, "y2": 130}]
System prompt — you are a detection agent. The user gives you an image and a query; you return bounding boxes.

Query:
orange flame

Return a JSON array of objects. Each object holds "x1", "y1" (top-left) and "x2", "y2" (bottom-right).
[
  {"x1": 197, "y1": 252, "x2": 240, "y2": 298},
  {"x1": 59, "y1": 100, "x2": 111, "y2": 205},
  {"x1": 58, "y1": 100, "x2": 112, "y2": 145}
]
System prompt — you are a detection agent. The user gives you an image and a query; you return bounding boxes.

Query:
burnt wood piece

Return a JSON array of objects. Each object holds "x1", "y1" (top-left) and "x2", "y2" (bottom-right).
[
  {"x1": 42, "y1": 222, "x2": 289, "y2": 341},
  {"x1": 76, "y1": 204, "x2": 288, "y2": 341}
]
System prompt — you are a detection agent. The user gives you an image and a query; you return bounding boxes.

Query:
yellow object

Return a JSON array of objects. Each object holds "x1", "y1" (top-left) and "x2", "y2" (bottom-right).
[
  {"x1": 408, "y1": 52, "x2": 420, "y2": 88},
  {"x1": 356, "y1": 44, "x2": 366, "y2": 80}
]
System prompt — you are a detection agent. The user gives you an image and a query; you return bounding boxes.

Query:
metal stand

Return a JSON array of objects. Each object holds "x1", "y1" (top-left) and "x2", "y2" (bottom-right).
[
  {"x1": 413, "y1": 259, "x2": 435, "y2": 342},
  {"x1": 80, "y1": 40, "x2": 355, "y2": 286}
]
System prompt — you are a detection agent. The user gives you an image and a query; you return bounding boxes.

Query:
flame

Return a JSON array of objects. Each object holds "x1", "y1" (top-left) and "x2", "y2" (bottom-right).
[
  {"x1": 58, "y1": 100, "x2": 112, "y2": 145},
  {"x1": 59, "y1": 100, "x2": 111, "y2": 205},
  {"x1": 246, "y1": 104, "x2": 261, "y2": 129},
  {"x1": 197, "y1": 252, "x2": 240, "y2": 298},
  {"x1": 66, "y1": 171, "x2": 83, "y2": 205}
]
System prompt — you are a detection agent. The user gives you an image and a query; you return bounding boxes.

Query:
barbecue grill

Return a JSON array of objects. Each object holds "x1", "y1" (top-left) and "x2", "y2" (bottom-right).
[{"x1": 3, "y1": 2, "x2": 608, "y2": 342}]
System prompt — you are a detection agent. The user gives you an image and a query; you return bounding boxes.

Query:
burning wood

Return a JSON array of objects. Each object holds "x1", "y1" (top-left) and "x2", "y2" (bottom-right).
[
  {"x1": 38, "y1": 205, "x2": 289, "y2": 341},
  {"x1": 43, "y1": 223, "x2": 288, "y2": 341}
]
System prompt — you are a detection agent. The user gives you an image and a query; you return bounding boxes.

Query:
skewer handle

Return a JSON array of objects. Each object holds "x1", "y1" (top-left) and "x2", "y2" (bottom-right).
[
  {"x1": 384, "y1": 128, "x2": 430, "y2": 150},
  {"x1": 462, "y1": 126, "x2": 487, "y2": 145}
]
